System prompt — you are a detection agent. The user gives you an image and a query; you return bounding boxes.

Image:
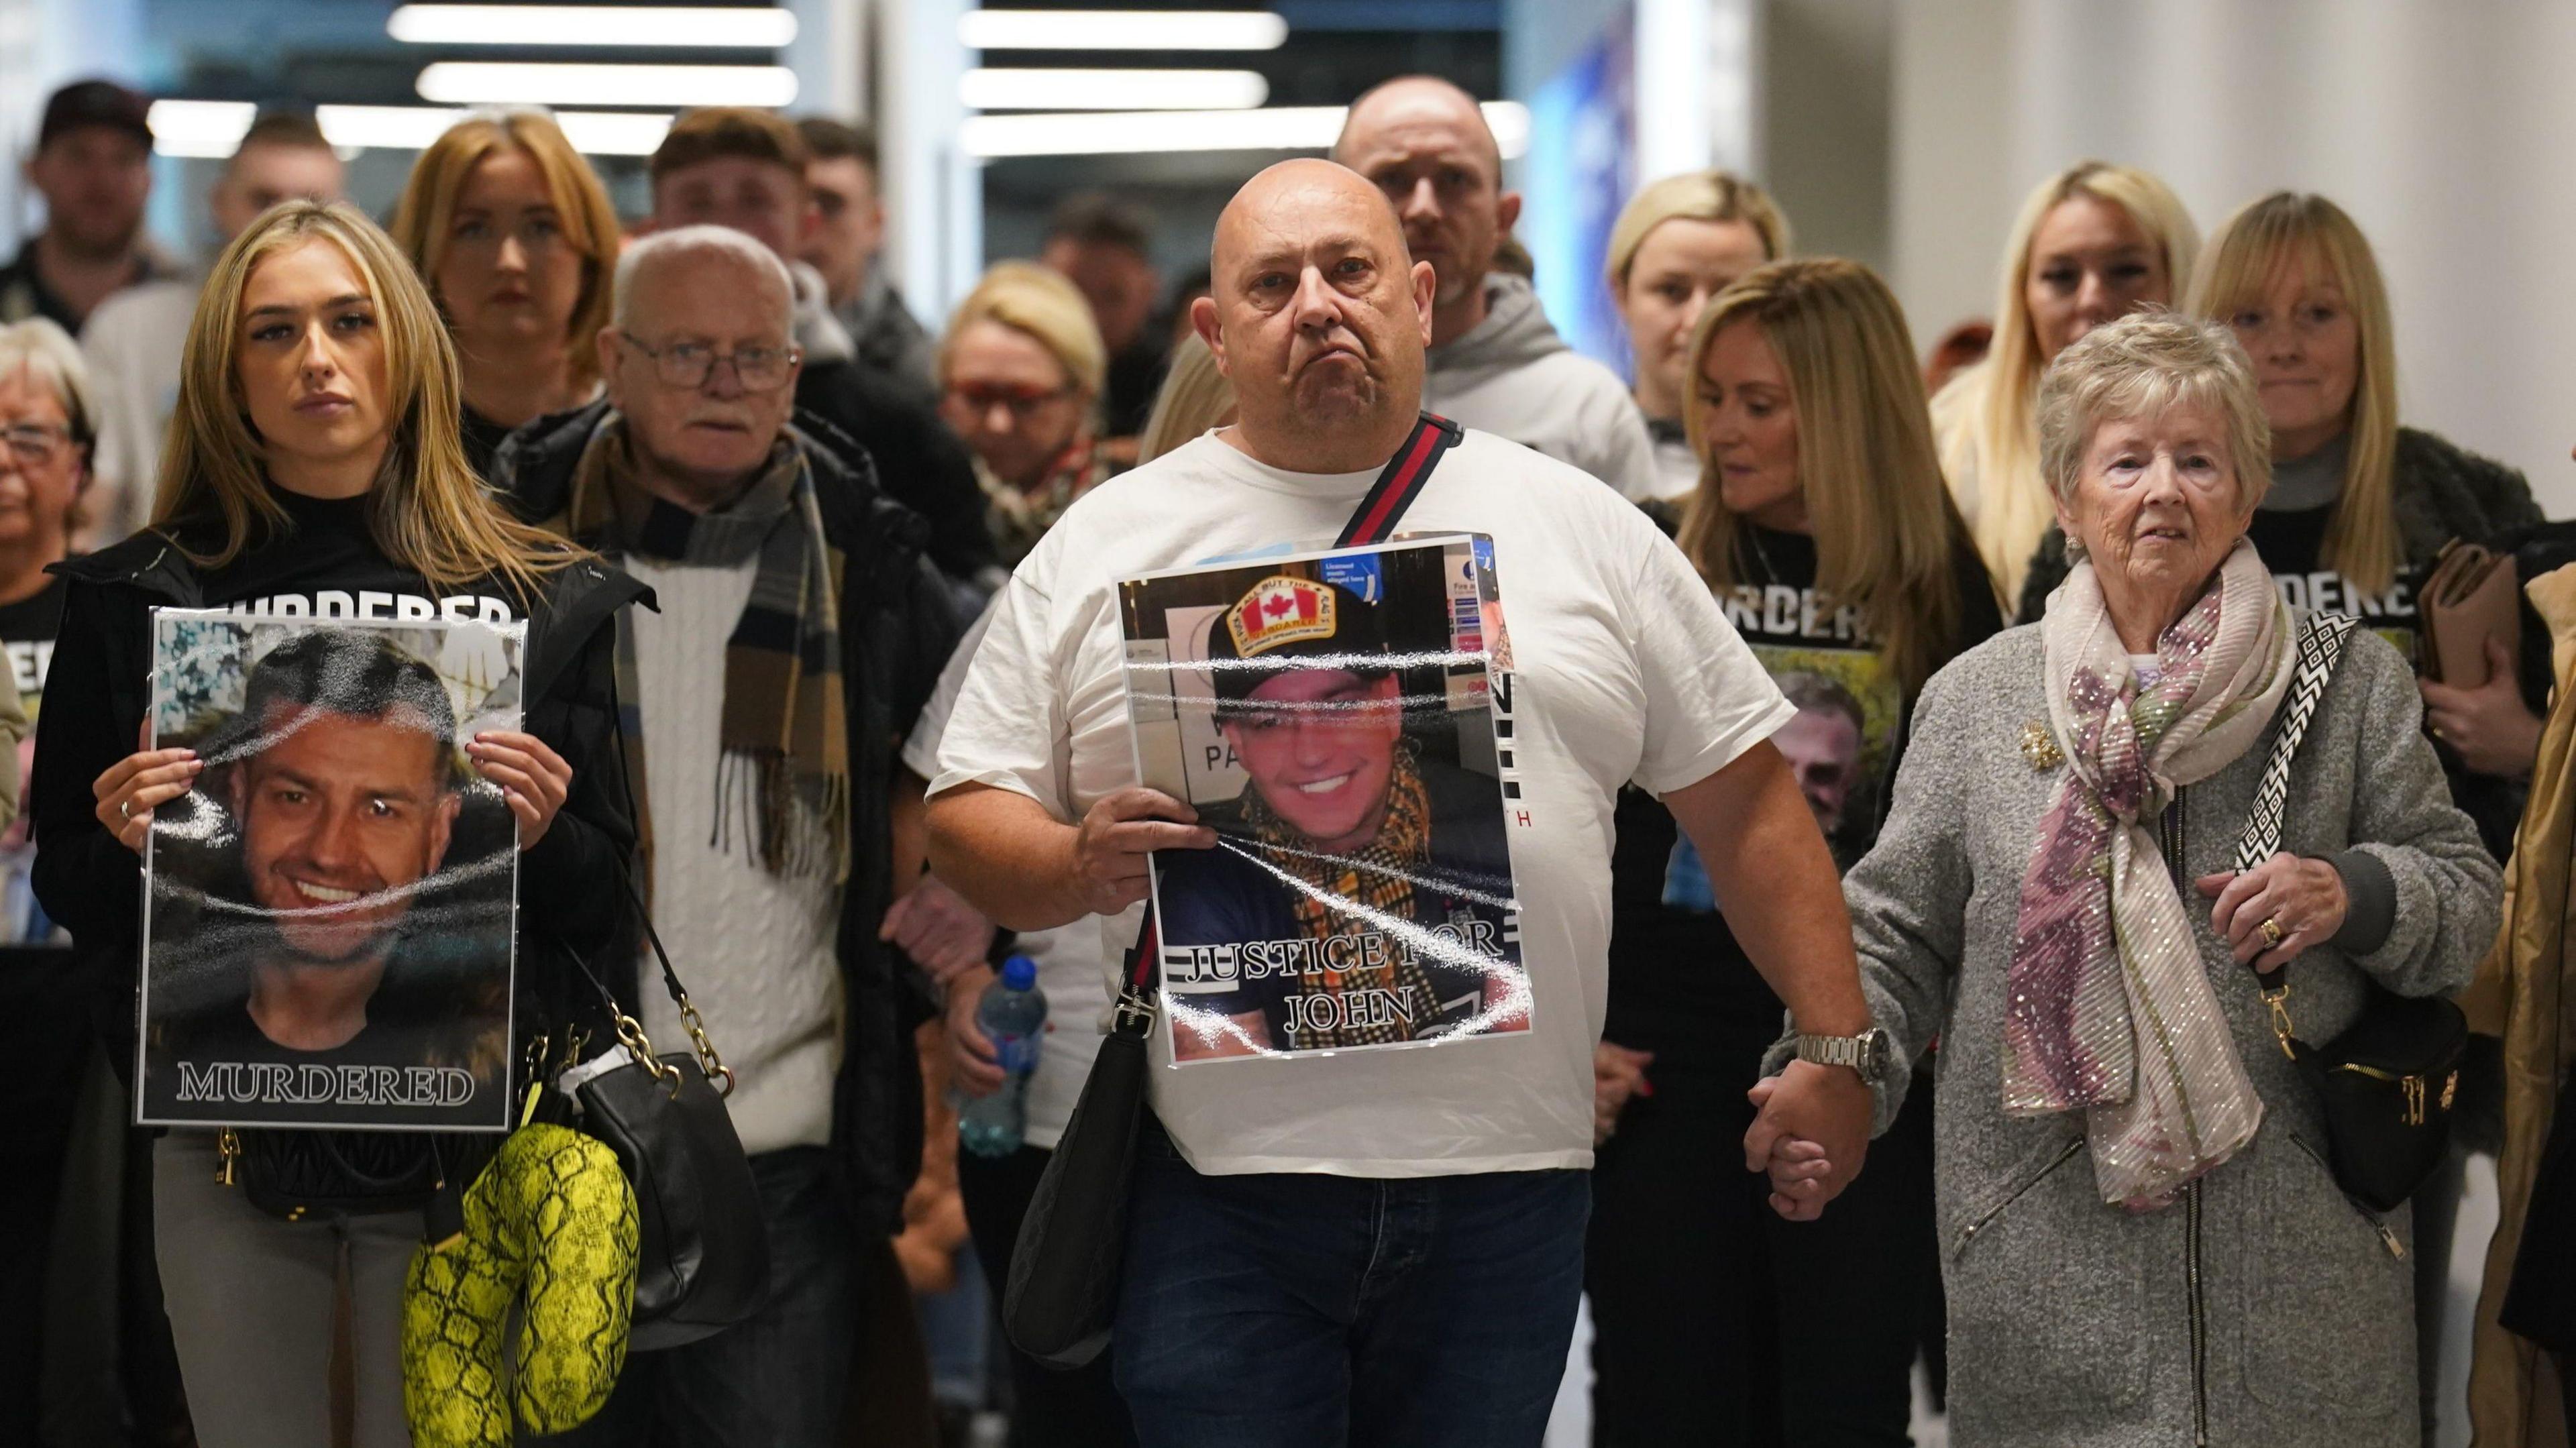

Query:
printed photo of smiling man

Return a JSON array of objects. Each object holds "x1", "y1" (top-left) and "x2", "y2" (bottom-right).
[
  {"x1": 137, "y1": 614, "x2": 525, "y2": 1129},
  {"x1": 1120, "y1": 536, "x2": 1526, "y2": 1064}
]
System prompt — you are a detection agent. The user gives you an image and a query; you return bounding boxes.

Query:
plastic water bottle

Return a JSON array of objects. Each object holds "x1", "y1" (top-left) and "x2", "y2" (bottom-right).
[{"x1": 959, "y1": 955, "x2": 1047, "y2": 1158}]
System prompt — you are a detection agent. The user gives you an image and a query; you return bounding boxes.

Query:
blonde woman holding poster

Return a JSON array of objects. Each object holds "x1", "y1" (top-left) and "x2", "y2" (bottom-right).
[{"x1": 30, "y1": 201, "x2": 640, "y2": 1448}]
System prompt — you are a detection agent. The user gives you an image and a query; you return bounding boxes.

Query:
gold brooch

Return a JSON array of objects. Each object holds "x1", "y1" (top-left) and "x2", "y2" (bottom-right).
[{"x1": 2019, "y1": 720, "x2": 2063, "y2": 771}]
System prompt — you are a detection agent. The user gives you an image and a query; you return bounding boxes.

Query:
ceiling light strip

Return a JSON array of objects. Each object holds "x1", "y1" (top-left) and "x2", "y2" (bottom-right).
[
  {"x1": 961, "y1": 67, "x2": 1270, "y2": 111},
  {"x1": 415, "y1": 61, "x2": 796, "y2": 107},
  {"x1": 959, "y1": 9, "x2": 1288, "y2": 52},
  {"x1": 960, "y1": 102, "x2": 1531, "y2": 160},
  {"x1": 387, "y1": 5, "x2": 798, "y2": 48}
]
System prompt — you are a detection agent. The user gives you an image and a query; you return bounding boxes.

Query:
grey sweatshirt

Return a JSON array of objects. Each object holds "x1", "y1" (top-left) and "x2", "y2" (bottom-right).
[
  {"x1": 1423, "y1": 273, "x2": 1657, "y2": 502},
  {"x1": 1823, "y1": 617, "x2": 2498, "y2": 1447}
]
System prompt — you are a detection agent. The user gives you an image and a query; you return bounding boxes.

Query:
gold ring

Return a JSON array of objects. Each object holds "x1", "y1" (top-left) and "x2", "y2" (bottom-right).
[
  {"x1": 2259, "y1": 917, "x2": 2284, "y2": 949},
  {"x1": 119, "y1": 799, "x2": 130, "y2": 820}
]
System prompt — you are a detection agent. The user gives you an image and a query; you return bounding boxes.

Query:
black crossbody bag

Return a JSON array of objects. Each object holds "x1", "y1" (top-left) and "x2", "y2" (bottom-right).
[
  {"x1": 2238, "y1": 611, "x2": 2469, "y2": 1213},
  {"x1": 1002, "y1": 413, "x2": 1462, "y2": 1369},
  {"x1": 557, "y1": 873, "x2": 772, "y2": 1350}
]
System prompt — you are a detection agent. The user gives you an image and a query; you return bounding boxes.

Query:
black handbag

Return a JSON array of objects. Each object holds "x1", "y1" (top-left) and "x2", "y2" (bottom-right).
[
  {"x1": 2238, "y1": 611, "x2": 2469, "y2": 1214},
  {"x1": 563, "y1": 875, "x2": 771, "y2": 1351},
  {"x1": 1000, "y1": 412, "x2": 1462, "y2": 1368}
]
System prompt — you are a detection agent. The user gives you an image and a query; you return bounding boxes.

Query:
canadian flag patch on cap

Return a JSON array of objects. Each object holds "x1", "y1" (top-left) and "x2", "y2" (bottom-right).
[{"x1": 1227, "y1": 575, "x2": 1338, "y2": 658}]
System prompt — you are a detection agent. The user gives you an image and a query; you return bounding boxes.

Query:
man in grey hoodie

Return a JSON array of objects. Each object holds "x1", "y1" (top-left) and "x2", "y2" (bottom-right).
[{"x1": 1335, "y1": 77, "x2": 1658, "y2": 502}]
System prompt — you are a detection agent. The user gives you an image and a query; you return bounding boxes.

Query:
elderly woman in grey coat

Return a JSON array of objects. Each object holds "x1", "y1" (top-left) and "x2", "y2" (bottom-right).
[{"x1": 1818, "y1": 309, "x2": 2500, "y2": 1446}]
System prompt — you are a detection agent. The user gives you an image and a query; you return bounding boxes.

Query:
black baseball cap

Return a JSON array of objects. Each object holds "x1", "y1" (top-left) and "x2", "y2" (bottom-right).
[
  {"x1": 1202, "y1": 574, "x2": 1395, "y2": 716},
  {"x1": 39, "y1": 79, "x2": 154, "y2": 151}
]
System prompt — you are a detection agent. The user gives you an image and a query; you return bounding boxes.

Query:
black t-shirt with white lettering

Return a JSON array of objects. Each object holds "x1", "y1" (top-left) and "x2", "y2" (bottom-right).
[
  {"x1": 191, "y1": 487, "x2": 520, "y2": 626},
  {"x1": 1604, "y1": 525, "x2": 2002, "y2": 1056},
  {"x1": 2245, "y1": 502, "x2": 2422, "y2": 659},
  {"x1": 0, "y1": 573, "x2": 67, "y2": 946}
]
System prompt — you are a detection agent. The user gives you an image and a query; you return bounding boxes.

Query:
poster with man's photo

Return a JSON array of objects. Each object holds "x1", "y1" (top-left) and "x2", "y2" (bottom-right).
[
  {"x1": 136, "y1": 610, "x2": 525, "y2": 1130},
  {"x1": 1120, "y1": 535, "x2": 1527, "y2": 1064},
  {"x1": 1661, "y1": 645, "x2": 1902, "y2": 912}
]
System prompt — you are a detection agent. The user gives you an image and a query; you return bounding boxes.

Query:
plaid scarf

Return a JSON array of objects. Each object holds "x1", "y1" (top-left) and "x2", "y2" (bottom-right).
[
  {"x1": 1241, "y1": 742, "x2": 1442, "y2": 1049},
  {"x1": 2008, "y1": 540, "x2": 2291, "y2": 1209},
  {"x1": 566, "y1": 417, "x2": 850, "y2": 883},
  {"x1": 975, "y1": 437, "x2": 1105, "y2": 569}
]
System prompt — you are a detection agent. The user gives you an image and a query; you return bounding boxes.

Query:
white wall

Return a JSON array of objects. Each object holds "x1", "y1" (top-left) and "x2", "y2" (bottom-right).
[{"x1": 1889, "y1": 0, "x2": 2576, "y2": 514}]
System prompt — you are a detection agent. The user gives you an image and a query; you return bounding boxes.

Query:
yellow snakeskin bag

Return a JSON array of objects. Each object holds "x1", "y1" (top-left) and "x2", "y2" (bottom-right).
[{"x1": 401, "y1": 1121, "x2": 639, "y2": 1445}]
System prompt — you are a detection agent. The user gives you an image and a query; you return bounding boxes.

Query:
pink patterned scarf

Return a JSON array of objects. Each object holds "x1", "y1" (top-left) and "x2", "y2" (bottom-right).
[{"x1": 2005, "y1": 541, "x2": 2292, "y2": 1209}]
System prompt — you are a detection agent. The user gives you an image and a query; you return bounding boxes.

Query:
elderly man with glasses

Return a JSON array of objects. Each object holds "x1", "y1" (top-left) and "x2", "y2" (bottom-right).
[{"x1": 484, "y1": 222, "x2": 960, "y2": 1447}]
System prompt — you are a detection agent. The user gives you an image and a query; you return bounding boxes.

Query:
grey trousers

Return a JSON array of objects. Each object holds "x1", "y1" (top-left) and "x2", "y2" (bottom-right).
[{"x1": 151, "y1": 1132, "x2": 417, "y2": 1448}]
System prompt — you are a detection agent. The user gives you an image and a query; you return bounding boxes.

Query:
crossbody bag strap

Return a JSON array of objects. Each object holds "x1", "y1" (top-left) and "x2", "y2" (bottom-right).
[
  {"x1": 2237, "y1": 611, "x2": 2359, "y2": 1040},
  {"x1": 596, "y1": 681, "x2": 737, "y2": 1093},
  {"x1": 1111, "y1": 410, "x2": 1465, "y2": 1034}
]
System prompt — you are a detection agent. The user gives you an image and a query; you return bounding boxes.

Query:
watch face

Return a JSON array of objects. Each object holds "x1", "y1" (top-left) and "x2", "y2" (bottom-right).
[{"x1": 1861, "y1": 1028, "x2": 1891, "y2": 1077}]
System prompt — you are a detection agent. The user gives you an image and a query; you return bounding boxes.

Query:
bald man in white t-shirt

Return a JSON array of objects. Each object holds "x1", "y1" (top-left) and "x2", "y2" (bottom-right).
[{"x1": 926, "y1": 158, "x2": 1882, "y2": 1447}]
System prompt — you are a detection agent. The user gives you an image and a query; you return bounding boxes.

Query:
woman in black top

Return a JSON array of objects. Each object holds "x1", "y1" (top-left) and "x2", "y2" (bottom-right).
[
  {"x1": 28, "y1": 201, "x2": 637, "y2": 1448},
  {"x1": 390, "y1": 110, "x2": 617, "y2": 477},
  {"x1": 1590, "y1": 258, "x2": 2002, "y2": 1447}
]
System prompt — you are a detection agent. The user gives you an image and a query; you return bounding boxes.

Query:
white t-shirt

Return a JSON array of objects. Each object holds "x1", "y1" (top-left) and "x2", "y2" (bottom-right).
[
  {"x1": 929, "y1": 427, "x2": 1792, "y2": 1177},
  {"x1": 904, "y1": 602, "x2": 1110, "y2": 1152}
]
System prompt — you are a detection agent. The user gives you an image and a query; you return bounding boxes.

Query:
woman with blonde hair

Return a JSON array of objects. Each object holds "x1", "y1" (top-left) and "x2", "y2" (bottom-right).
[
  {"x1": 1135, "y1": 332, "x2": 1235, "y2": 465},
  {"x1": 1932, "y1": 160, "x2": 2199, "y2": 600},
  {"x1": 1588, "y1": 258, "x2": 1998, "y2": 1445},
  {"x1": 28, "y1": 201, "x2": 642, "y2": 1448},
  {"x1": 2185, "y1": 190, "x2": 2534, "y2": 1444},
  {"x1": 936, "y1": 260, "x2": 1112, "y2": 579},
  {"x1": 1605, "y1": 169, "x2": 1791, "y2": 505},
  {"x1": 392, "y1": 107, "x2": 621, "y2": 475}
]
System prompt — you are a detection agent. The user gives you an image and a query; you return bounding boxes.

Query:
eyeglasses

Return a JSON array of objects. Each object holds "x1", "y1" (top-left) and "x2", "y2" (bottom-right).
[
  {"x1": 0, "y1": 423, "x2": 72, "y2": 467},
  {"x1": 947, "y1": 382, "x2": 1078, "y2": 420},
  {"x1": 619, "y1": 337, "x2": 801, "y2": 393}
]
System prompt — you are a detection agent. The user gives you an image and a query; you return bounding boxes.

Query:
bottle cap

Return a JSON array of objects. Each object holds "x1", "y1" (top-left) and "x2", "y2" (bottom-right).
[{"x1": 1001, "y1": 954, "x2": 1038, "y2": 991}]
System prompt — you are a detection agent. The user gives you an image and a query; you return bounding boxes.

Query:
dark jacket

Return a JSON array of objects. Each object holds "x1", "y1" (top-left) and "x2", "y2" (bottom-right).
[
  {"x1": 28, "y1": 530, "x2": 645, "y2": 1072},
  {"x1": 2015, "y1": 425, "x2": 2546, "y2": 856},
  {"x1": 488, "y1": 399, "x2": 963, "y2": 1233},
  {"x1": 794, "y1": 359, "x2": 1002, "y2": 592}
]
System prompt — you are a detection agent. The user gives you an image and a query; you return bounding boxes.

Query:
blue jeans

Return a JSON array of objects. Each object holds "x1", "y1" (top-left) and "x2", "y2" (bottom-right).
[
  {"x1": 1112, "y1": 1121, "x2": 1589, "y2": 1448},
  {"x1": 545, "y1": 1146, "x2": 856, "y2": 1448}
]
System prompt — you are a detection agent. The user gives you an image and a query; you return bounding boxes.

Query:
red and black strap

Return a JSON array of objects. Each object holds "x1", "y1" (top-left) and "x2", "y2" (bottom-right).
[
  {"x1": 1117, "y1": 412, "x2": 1460, "y2": 1003},
  {"x1": 1334, "y1": 411, "x2": 1462, "y2": 550}
]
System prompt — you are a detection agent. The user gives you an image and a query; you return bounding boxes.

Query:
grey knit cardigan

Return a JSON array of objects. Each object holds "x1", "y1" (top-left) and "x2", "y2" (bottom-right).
[{"x1": 1839, "y1": 618, "x2": 2500, "y2": 1447}]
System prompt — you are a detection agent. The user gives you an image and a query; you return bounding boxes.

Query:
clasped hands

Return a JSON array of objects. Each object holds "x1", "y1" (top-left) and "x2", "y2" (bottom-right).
[{"x1": 1742, "y1": 1059, "x2": 1875, "y2": 1222}]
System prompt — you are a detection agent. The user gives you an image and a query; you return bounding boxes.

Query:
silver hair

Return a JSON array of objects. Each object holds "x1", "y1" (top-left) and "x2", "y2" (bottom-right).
[
  {"x1": 611, "y1": 225, "x2": 795, "y2": 334},
  {"x1": 2035, "y1": 307, "x2": 2273, "y2": 542},
  {"x1": 0, "y1": 317, "x2": 100, "y2": 449}
]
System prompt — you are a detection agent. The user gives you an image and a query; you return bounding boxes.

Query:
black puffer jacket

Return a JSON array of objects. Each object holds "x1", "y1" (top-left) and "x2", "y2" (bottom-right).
[
  {"x1": 488, "y1": 400, "x2": 962, "y2": 1234},
  {"x1": 2015, "y1": 425, "x2": 2546, "y2": 856}
]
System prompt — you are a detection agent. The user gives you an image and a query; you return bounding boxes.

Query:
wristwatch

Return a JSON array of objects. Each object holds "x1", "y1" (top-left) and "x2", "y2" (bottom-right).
[{"x1": 1794, "y1": 1026, "x2": 1892, "y2": 1086}]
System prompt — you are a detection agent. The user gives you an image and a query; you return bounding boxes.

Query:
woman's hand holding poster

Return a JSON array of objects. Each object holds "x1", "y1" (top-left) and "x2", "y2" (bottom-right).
[{"x1": 137, "y1": 610, "x2": 524, "y2": 1130}]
